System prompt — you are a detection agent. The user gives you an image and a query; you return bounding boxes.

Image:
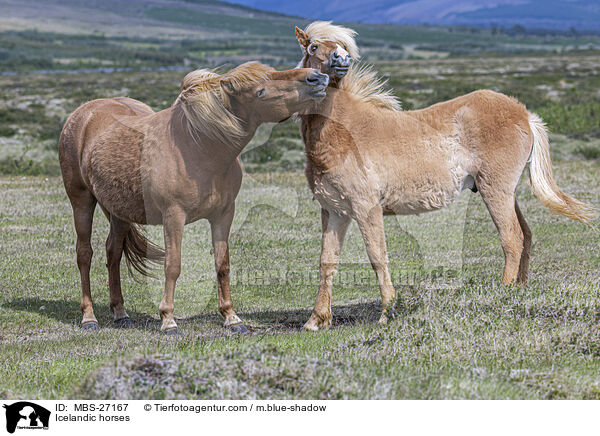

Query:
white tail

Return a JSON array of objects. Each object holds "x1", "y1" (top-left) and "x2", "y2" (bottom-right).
[{"x1": 528, "y1": 113, "x2": 596, "y2": 224}]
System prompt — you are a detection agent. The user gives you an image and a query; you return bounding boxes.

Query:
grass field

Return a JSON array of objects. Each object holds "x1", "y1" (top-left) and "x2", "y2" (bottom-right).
[
  {"x1": 1, "y1": 0, "x2": 600, "y2": 400},
  {"x1": 0, "y1": 163, "x2": 599, "y2": 399},
  {"x1": 3, "y1": 52, "x2": 600, "y2": 176}
]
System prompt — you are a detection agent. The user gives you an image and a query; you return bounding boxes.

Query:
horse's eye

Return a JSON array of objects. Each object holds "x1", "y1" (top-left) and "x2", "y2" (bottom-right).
[
  {"x1": 309, "y1": 44, "x2": 318, "y2": 53},
  {"x1": 256, "y1": 88, "x2": 265, "y2": 98}
]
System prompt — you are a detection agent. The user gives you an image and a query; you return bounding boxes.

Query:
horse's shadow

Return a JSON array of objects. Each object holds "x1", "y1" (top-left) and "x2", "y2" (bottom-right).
[
  {"x1": 238, "y1": 301, "x2": 384, "y2": 330},
  {"x1": 1, "y1": 297, "x2": 160, "y2": 330},
  {"x1": 2, "y1": 290, "x2": 418, "y2": 334}
]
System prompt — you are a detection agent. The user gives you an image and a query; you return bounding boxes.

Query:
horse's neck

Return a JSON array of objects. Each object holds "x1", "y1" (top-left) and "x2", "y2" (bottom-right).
[{"x1": 300, "y1": 87, "x2": 352, "y2": 170}]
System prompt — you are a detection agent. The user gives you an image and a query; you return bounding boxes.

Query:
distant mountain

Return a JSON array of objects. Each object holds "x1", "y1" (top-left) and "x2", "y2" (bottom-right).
[{"x1": 223, "y1": 0, "x2": 600, "y2": 31}]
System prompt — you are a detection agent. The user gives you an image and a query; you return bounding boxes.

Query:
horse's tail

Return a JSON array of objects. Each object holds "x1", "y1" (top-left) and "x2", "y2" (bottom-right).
[
  {"x1": 123, "y1": 225, "x2": 165, "y2": 278},
  {"x1": 528, "y1": 112, "x2": 596, "y2": 224}
]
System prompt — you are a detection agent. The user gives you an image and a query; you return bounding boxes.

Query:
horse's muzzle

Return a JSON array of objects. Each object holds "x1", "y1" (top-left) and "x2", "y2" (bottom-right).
[
  {"x1": 306, "y1": 71, "x2": 330, "y2": 98},
  {"x1": 330, "y1": 55, "x2": 352, "y2": 77}
]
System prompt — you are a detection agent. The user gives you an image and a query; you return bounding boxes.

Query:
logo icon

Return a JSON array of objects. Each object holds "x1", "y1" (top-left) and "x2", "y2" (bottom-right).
[{"x1": 3, "y1": 402, "x2": 50, "y2": 434}]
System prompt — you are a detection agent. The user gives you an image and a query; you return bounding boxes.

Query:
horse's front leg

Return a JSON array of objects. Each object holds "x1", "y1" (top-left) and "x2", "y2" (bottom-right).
[
  {"x1": 159, "y1": 207, "x2": 186, "y2": 334},
  {"x1": 210, "y1": 204, "x2": 248, "y2": 333},
  {"x1": 355, "y1": 204, "x2": 396, "y2": 324},
  {"x1": 304, "y1": 208, "x2": 351, "y2": 331}
]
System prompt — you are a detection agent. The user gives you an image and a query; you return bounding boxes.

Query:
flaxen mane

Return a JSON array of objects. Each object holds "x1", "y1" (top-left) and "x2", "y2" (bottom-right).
[
  {"x1": 300, "y1": 21, "x2": 400, "y2": 111},
  {"x1": 342, "y1": 64, "x2": 401, "y2": 111},
  {"x1": 177, "y1": 62, "x2": 272, "y2": 144}
]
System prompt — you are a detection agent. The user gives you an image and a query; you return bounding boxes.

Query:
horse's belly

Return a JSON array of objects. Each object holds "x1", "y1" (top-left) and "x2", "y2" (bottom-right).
[
  {"x1": 89, "y1": 175, "x2": 155, "y2": 224},
  {"x1": 382, "y1": 188, "x2": 459, "y2": 215},
  {"x1": 381, "y1": 170, "x2": 469, "y2": 215}
]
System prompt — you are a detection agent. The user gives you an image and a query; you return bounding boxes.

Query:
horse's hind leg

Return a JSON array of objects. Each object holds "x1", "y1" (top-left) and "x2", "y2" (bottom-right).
[
  {"x1": 478, "y1": 186, "x2": 524, "y2": 285},
  {"x1": 69, "y1": 190, "x2": 98, "y2": 329},
  {"x1": 106, "y1": 215, "x2": 132, "y2": 325},
  {"x1": 515, "y1": 200, "x2": 532, "y2": 286}
]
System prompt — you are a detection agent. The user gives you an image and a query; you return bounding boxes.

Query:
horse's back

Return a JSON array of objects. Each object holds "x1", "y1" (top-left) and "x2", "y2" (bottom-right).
[
  {"x1": 409, "y1": 90, "x2": 532, "y2": 165},
  {"x1": 59, "y1": 97, "x2": 157, "y2": 221},
  {"x1": 410, "y1": 90, "x2": 528, "y2": 128}
]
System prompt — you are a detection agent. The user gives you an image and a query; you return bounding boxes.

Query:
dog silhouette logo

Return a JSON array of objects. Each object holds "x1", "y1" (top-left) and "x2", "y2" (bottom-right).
[{"x1": 3, "y1": 402, "x2": 50, "y2": 433}]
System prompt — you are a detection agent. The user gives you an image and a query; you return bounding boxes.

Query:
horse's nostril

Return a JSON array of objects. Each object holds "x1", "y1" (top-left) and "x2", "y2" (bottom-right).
[{"x1": 306, "y1": 75, "x2": 319, "y2": 85}]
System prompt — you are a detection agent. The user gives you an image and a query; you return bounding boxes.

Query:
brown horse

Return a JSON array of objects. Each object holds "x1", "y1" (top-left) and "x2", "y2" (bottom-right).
[
  {"x1": 294, "y1": 22, "x2": 596, "y2": 330},
  {"x1": 59, "y1": 62, "x2": 329, "y2": 334}
]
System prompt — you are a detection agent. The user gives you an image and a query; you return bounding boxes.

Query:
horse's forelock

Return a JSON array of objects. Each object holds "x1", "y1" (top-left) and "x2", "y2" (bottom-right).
[{"x1": 302, "y1": 21, "x2": 360, "y2": 60}]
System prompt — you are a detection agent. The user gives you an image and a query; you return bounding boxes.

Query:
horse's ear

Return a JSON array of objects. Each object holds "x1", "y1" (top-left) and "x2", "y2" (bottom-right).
[
  {"x1": 220, "y1": 78, "x2": 238, "y2": 96},
  {"x1": 295, "y1": 26, "x2": 310, "y2": 48}
]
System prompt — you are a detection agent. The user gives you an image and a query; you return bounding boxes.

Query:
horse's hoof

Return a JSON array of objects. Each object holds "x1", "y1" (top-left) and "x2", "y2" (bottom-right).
[
  {"x1": 228, "y1": 323, "x2": 250, "y2": 334},
  {"x1": 303, "y1": 321, "x2": 319, "y2": 331},
  {"x1": 303, "y1": 314, "x2": 331, "y2": 331},
  {"x1": 161, "y1": 327, "x2": 180, "y2": 337},
  {"x1": 81, "y1": 321, "x2": 99, "y2": 331},
  {"x1": 114, "y1": 317, "x2": 133, "y2": 328}
]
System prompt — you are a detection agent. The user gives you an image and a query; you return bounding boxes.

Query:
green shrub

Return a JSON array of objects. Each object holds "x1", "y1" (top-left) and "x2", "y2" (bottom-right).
[
  {"x1": 0, "y1": 126, "x2": 17, "y2": 137},
  {"x1": 576, "y1": 143, "x2": 600, "y2": 160},
  {"x1": 0, "y1": 156, "x2": 60, "y2": 176},
  {"x1": 537, "y1": 102, "x2": 600, "y2": 139}
]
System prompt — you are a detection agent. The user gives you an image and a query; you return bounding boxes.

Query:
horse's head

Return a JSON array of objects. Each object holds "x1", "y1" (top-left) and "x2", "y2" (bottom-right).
[
  {"x1": 295, "y1": 21, "x2": 359, "y2": 82},
  {"x1": 220, "y1": 63, "x2": 329, "y2": 123},
  {"x1": 178, "y1": 62, "x2": 329, "y2": 144}
]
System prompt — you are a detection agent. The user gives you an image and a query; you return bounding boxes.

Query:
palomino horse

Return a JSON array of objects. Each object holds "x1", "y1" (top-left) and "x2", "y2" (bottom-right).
[
  {"x1": 59, "y1": 62, "x2": 329, "y2": 334},
  {"x1": 294, "y1": 22, "x2": 595, "y2": 330}
]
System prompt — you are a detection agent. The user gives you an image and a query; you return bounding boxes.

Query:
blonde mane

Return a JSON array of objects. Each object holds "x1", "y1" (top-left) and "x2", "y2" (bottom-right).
[
  {"x1": 300, "y1": 21, "x2": 400, "y2": 111},
  {"x1": 177, "y1": 61, "x2": 272, "y2": 144},
  {"x1": 342, "y1": 64, "x2": 401, "y2": 111}
]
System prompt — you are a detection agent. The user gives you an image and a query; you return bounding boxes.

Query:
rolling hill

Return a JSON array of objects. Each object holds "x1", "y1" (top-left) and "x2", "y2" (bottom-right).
[{"x1": 0, "y1": 0, "x2": 304, "y2": 37}]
